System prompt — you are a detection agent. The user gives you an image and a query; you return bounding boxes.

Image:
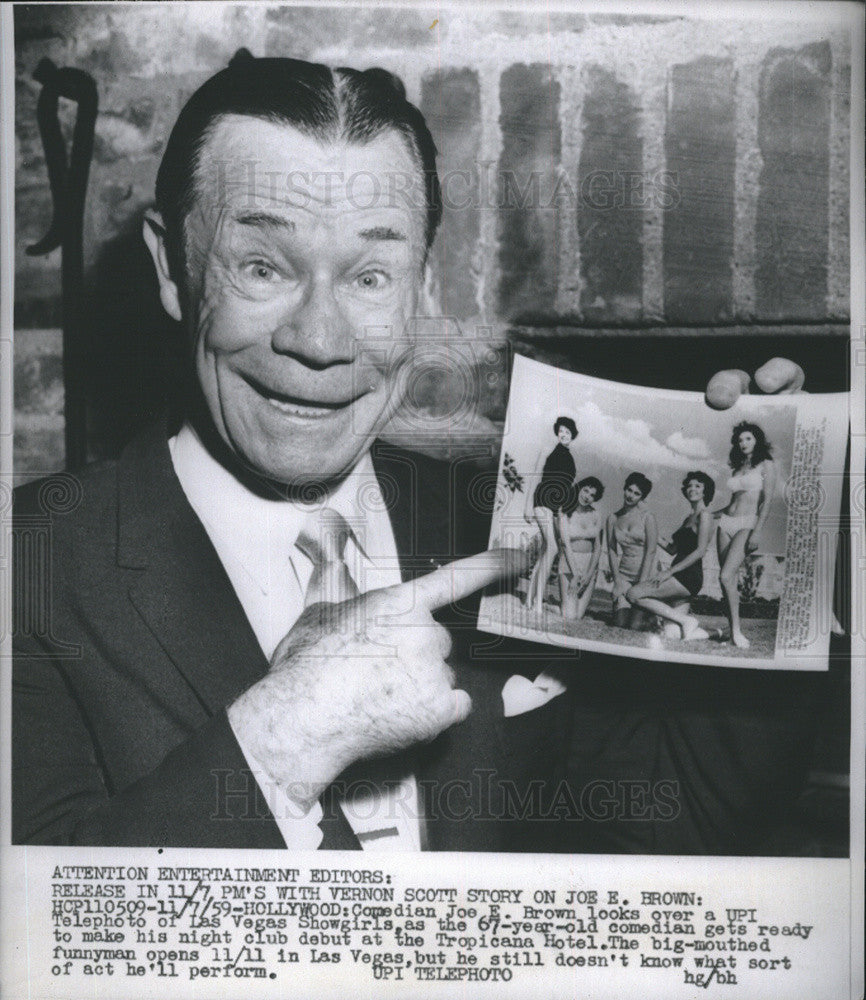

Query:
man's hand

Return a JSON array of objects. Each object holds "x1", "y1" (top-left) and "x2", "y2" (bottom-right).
[
  {"x1": 705, "y1": 358, "x2": 805, "y2": 410},
  {"x1": 228, "y1": 549, "x2": 530, "y2": 810}
]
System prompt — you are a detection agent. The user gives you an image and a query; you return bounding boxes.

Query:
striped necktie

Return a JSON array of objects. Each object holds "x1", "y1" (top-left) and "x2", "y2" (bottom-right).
[
  {"x1": 295, "y1": 507, "x2": 419, "y2": 849},
  {"x1": 295, "y1": 507, "x2": 359, "y2": 606}
]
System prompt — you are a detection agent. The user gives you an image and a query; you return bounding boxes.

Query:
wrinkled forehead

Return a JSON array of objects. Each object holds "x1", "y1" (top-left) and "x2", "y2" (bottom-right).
[{"x1": 189, "y1": 114, "x2": 427, "y2": 245}]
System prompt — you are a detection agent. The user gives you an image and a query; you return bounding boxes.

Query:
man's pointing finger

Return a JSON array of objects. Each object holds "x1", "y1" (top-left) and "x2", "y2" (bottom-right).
[{"x1": 404, "y1": 548, "x2": 534, "y2": 613}]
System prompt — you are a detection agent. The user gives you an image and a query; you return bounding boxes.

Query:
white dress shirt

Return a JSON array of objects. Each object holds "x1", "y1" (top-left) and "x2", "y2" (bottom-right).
[{"x1": 169, "y1": 422, "x2": 421, "y2": 850}]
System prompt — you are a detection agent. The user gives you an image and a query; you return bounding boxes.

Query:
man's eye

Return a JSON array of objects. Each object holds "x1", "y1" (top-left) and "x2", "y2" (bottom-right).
[
  {"x1": 354, "y1": 269, "x2": 390, "y2": 292},
  {"x1": 243, "y1": 260, "x2": 280, "y2": 282}
]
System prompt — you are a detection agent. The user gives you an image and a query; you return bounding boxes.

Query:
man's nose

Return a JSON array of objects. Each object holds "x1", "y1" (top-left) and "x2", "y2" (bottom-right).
[{"x1": 271, "y1": 276, "x2": 357, "y2": 368}]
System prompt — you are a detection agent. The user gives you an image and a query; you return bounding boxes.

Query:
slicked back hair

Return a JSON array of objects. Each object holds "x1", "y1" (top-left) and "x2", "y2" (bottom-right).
[{"x1": 155, "y1": 54, "x2": 442, "y2": 279}]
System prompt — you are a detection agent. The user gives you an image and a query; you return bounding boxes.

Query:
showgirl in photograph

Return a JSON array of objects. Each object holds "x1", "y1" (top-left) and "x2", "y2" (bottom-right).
[
  {"x1": 523, "y1": 417, "x2": 578, "y2": 613},
  {"x1": 714, "y1": 422, "x2": 777, "y2": 648},
  {"x1": 607, "y1": 472, "x2": 658, "y2": 630},
  {"x1": 558, "y1": 476, "x2": 605, "y2": 622}
]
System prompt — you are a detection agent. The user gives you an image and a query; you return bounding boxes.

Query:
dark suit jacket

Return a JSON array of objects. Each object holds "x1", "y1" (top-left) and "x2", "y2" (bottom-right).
[{"x1": 12, "y1": 423, "x2": 573, "y2": 850}]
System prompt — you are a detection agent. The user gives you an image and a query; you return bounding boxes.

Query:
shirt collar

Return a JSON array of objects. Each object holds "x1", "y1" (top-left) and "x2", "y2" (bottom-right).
[{"x1": 168, "y1": 421, "x2": 383, "y2": 591}]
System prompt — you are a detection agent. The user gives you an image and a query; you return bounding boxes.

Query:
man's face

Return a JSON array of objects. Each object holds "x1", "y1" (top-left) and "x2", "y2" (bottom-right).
[{"x1": 180, "y1": 116, "x2": 427, "y2": 486}]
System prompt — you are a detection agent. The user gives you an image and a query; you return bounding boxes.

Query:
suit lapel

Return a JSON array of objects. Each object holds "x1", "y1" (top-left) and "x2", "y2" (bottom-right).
[
  {"x1": 117, "y1": 424, "x2": 269, "y2": 717},
  {"x1": 370, "y1": 441, "x2": 453, "y2": 582},
  {"x1": 370, "y1": 442, "x2": 420, "y2": 583}
]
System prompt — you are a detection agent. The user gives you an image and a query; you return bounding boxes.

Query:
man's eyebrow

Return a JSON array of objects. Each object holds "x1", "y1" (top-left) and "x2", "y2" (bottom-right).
[
  {"x1": 233, "y1": 211, "x2": 296, "y2": 233},
  {"x1": 357, "y1": 226, "x2": 407, "y2": 242}
]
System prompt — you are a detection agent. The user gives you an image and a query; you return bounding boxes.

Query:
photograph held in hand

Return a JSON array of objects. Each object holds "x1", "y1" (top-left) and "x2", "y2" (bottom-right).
[
  {"x1": 11, "y1": 37, "x2": 850, "y2": 867},
  {"x1": 480, "y1": 355, "x2": 847, "y2": 670}
]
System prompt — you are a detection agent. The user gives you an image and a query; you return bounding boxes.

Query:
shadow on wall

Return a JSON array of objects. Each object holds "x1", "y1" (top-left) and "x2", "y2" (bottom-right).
[{"x1": 82, "y1": 212, "x2": 186, "y2": 460}]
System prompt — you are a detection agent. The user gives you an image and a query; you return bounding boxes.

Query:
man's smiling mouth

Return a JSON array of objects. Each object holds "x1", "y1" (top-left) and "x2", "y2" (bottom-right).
[{"x1": 242, "y1": 373, "x2": 365, "y2": 417}]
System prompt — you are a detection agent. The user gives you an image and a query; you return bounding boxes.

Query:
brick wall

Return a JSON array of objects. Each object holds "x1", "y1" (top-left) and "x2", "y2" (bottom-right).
[{"x1": 13, "y1": 4, "x2": 852, "y2": 476}]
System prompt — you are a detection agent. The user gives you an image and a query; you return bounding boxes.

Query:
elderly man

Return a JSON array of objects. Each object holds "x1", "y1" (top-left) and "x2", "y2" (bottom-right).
[{"x1": 13, "y1": 55, "x2": 810, "y2": 852}]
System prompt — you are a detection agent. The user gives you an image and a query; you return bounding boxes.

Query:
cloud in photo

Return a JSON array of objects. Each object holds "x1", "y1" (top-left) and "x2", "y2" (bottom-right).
[
  {"x1": 575, "y1": 400, "x2": 720, "y2": 472},
  {"x1": 666, "y1": 430, "x2": 712, "y2": 459}
]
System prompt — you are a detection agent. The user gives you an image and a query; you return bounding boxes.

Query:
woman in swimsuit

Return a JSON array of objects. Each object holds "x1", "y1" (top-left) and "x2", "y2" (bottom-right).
[
  {"x1": 626, "y1": 471, "x2": 716, "y2": 640},
  {"x1": 558, "y1": 477, "x2": 605, "y2": 622},
  {"x1": 523, "y1": 417, "x2": 578, "y2": 614},
  {"x1": 607, "y1": 472, "x2": 658, "y2": 629},
  {"x1": 714, "y1": 421, "x2": 777, "y2": 648}
]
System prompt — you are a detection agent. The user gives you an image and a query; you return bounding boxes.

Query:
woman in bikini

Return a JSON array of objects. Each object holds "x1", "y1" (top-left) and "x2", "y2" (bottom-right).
[
  {"x1": 714, "y1": 421, "x2": 777, "y2": 648},
  {"x1": 626, "y1": 471, "x2": 716, "y2": 640},
  {"x1": 558, "y1": 477, "x2": 605, "y2": 622},
  {"x1": 523, "y1": 416, "x2": 578, "y2": 614},
  {"x1": 607, "y1": 472, "x2": 658, "y2": 629}
]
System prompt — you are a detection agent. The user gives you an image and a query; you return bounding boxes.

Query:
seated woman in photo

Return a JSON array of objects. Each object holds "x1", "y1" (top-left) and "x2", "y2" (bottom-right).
[
  {"x1": 714, "y1": 421, "x2": 777, "y2": 648},
  {"x1": 522, "y1": 416, "x2": 578, "y2": 614},
  {"x1": 626, "y1": 471, "x2": 717, "y2": 640},
  {"x1": 607, "y1": 472, "x2": 658, "y2": 630},
  {"x1": 557, "y1": 477, "x2": 605, "y2": 622}
]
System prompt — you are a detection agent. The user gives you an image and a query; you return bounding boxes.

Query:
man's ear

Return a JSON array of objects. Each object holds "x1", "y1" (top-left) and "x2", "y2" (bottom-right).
[{"x1": 142, "y1": 210, "x2": 183, "y2": 322}]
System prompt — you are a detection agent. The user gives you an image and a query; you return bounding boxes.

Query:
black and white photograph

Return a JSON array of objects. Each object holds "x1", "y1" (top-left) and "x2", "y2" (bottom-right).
[
  {"x1": 479, "y1": 354, "x2": 847, "y2": 668},
  {"x1": 1, "y1": 2, "x2": 862, "y2": 999}
]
